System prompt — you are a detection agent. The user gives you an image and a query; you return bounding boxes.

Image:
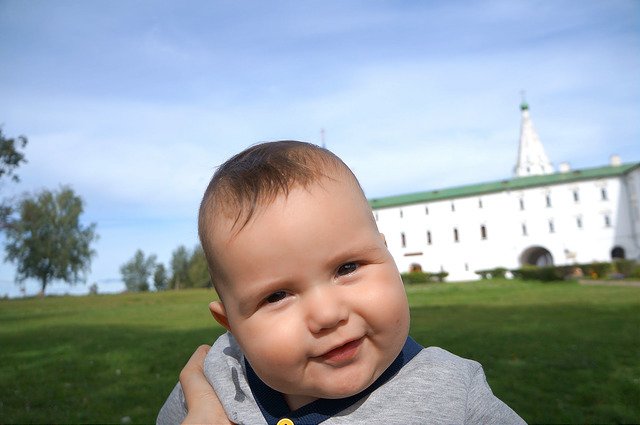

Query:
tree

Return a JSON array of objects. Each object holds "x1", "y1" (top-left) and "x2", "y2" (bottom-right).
[
  {"x1": 187, "y1": 245, "x2": 212, "y2": 288},
  {"x1": 0, "y1": 127, "x2": 28, "y2": 185},
  {"x1": 3, "y1": 186, "x2": 98, "y2": 295},
  {"x1": 0, "y1": 127, "x2": 28, "y2": 229},
  {"x1": 120, "y1": 249, "x2": 157, "y2": 292},
  {"x1": 153, "y1": 263, "x2": 168, "y2": 291},
  {"x1": 169, "y1": 245, "x2": 190, "y2": 289},
  {"x1": 167, "y1": 245, "x2": 212, "y2": 290}
]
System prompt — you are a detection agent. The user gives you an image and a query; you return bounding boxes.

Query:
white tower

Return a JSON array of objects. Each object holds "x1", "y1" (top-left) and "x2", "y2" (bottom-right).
[{"x1": 514, "y1": 101, "x2": 554, "y2": 177}]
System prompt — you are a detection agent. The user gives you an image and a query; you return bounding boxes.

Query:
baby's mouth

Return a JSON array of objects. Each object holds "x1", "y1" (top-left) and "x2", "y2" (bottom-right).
[{"x1": 319, "y1": 337, "x2": 364, "y2": 364}]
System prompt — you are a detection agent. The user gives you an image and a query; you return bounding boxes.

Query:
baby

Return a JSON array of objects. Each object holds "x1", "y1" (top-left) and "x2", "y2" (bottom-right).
[{"x1": 158, "y1": 141, "x2": 525, "y2": 424}]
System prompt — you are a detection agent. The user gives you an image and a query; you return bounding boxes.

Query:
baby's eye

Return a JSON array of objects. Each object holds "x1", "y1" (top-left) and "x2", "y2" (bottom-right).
[
  {"x1": 264, "y1": 291, "x2": 288, "y2": 304},
  {"x1": 336, "y1": 262, "x2": 358, "y2": 277}
]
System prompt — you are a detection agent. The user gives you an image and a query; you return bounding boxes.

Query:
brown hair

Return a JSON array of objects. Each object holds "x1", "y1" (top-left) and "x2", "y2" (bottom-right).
[{"x1": 198, "y1": 140, "x2": 364, "y2": 289}]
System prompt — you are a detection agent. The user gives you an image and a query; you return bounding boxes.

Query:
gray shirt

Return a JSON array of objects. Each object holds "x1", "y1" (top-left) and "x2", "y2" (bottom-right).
[{"x1": 157, "y1": 332, "x2": 526, "y2": 424}]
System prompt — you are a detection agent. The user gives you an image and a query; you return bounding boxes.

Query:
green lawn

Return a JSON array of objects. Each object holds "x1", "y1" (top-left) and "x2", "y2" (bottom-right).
[{"x1": 1, "y1": 280, "x2": 638, "y2": 424}]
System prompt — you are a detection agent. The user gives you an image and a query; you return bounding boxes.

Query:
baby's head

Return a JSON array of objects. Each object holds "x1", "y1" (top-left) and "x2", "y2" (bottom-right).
[{"x1": 198, "y1": 141, "x2": 410, "y2": 409}]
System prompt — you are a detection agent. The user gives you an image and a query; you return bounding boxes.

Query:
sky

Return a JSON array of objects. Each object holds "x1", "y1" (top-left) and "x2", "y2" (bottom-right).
[{"x1": 0, "y1": 0, "x2": 638, "y2": 297}]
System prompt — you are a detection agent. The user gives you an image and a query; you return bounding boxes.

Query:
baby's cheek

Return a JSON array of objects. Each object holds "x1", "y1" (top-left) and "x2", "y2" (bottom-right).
[
  {"x1": 248, "y1": 343, "x2": 307, "y2": 394},
  {"x1": 245, "y1": 322, "x2": 304, "y2": 369}
]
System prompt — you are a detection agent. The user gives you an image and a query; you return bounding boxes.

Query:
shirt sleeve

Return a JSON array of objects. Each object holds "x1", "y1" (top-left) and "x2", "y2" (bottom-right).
[
  {"x1": 464, "y1": 362, "x2": 527, "y2": 425},
  {"x1": 156, "y1": 382, "x2": 188, "y2": 425}
]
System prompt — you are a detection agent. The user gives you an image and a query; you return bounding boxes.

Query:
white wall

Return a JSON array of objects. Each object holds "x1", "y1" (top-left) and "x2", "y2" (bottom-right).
[{"x1": 374, "y1": 171, "x2": 640, "y2": 281}]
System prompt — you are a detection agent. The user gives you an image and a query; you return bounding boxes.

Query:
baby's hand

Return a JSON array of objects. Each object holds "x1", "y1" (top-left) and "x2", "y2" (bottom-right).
[{"x1": 180, "y1": 345, "x2": 233, "y2": 425}]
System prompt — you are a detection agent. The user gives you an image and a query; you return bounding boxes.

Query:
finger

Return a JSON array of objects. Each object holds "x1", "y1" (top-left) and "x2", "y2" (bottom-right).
[
  {"x1": 180, "y1": 345, "x2": 214, "y2": 406},
  {"x1": 179, "y1": 345, "x2": 232, "y2": 424}
]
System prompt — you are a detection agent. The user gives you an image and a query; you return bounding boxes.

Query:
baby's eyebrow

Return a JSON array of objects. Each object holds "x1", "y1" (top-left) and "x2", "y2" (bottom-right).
[{"x1": 327, "y1": 244, "x2": 382, "y2": 265}]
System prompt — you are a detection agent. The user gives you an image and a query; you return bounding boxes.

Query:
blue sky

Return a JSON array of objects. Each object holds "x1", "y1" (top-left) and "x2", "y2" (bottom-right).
[{"x1": 1, "y1": 0, "x2": 638, "y2": 297}]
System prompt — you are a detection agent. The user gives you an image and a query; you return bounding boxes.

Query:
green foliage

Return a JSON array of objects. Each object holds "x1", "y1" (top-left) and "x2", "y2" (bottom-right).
[
  {"x1": 0, "y1": 127, "x2": 28, "y2": 184},
  {"x1": 120, "y1": 250, "x2": 157, "y2": 292},
  {"x1": 186, "y1": 246, "x2": 211, "y2": 288},
  {"x1": 612, "y1": 260, "x2": 637, "y2": 277},
  {"x1": 434, "y1": 271, "x2": 448, "y2": 282},
  {"x1": 476, "y1": 270, "x2": 490, "y2": 279},
  {"x1": 630, "y1": 265, "x2": 640, "y2": 279},
  {"x1": 0, "y1": 127, "x2": 28, "y2": 230},
  {"x1": 3, "y1": 186, "x2": 98, "y2": 294},
  {"x1": 125, "y1": 245, "x2": 212, "y2": 292},
  {"x1": 166, "y1": 245, "x2": 211, "y2": 290},
  {"x1": 169, "y1": 245, "x2": 190, "y2": 289},
  {"x1": 512, "y1": 261, "x2": 640, "y2": 282},
  {"x1": 153, "y1": 263, "x2": 168, "y2": 291},
  {"x1": 401, "y1": 271, "x2": 448, "y2": 284},
  {"x1": 476, "y1": 267, "x2": 507, "y2": 279},
  {"x1": 578, "y1": 262, "x2": 611, "y2": 279},
  {"x1": 511, "y1": 265, "x2": 565, "y2": 282},
  {"x1": 401, "y1": 271, "x2": 431, "y2": 284}
]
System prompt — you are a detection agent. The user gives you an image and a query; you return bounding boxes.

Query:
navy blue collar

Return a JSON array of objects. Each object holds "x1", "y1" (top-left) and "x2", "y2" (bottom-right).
[{"x1": 245, "y1": 336, "x2": 423, "y2": 425}]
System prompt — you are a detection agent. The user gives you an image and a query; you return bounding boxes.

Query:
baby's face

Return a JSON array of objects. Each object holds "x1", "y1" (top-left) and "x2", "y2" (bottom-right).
[{"x1": 209, "y1": 172, "x2": 410, "y2": 409}]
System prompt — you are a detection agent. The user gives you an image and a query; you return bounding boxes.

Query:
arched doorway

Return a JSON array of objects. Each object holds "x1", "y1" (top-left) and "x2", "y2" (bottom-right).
[
  {"x1": 520, "y1": 246, "x2": 554, "y2": 266},
  {"x1": 409, "y1": 263, "x2": 423, "y2": 272},
  {"x1": 611, "y1": 246, "x2": 625, "y2": 260}
]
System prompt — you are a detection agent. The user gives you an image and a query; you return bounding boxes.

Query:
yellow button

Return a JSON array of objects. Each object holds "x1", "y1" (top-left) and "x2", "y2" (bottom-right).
[{"x1": 277, "y1": 419, "x2": 294, "y2": 425}]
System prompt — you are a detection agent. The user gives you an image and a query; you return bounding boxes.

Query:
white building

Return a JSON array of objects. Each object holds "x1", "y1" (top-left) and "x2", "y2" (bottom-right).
[{"x1": 370, "y1": 102, "x2": 640, "y2": 281}]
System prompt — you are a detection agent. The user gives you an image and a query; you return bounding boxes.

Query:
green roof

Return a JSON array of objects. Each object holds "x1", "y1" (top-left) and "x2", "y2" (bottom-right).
[{"x1": 369, "y1": 162, "x2": 640, "y2": 209}]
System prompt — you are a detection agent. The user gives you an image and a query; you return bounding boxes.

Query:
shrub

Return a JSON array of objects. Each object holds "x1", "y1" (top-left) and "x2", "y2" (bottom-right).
[
  {"x1": 434, "y1": 271, "x2": 449, "y2": 282},
  {"x1": 612, "y1": 259, "x2": 637, "y2": 277},
  {"x1": 476, "y1": 270, "x2": 490, "y2": 279},
  {"x1": 401, "y1": 272, "x2": 430, "y2": 285},
  {"x1": 475, "y1": 267, "x2": 507, "y2": 279},
  {"x1": 511, "y1": 265, "x2": 565, "y2": 282},
  {"x1": 400, "y1": 271, "x2": 448, "y2": 284},
  {"x1": 538, "y1": 266, "x2": 566, "y2": 281},
  {"x1": 579, "y1": 262, "x2": 611, "y2": 279},
  {"x1": 630, "y1": 265, "x2": 640, "y2": 279}
]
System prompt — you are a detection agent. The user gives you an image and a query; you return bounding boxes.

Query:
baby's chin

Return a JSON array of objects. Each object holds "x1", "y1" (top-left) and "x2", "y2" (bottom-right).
[
  {"x1": 284, "y1": 385, "x2": 369, "y2": 411},
  {"x1": 291, "y1": 372, "x2": 383, "y2": 402}
]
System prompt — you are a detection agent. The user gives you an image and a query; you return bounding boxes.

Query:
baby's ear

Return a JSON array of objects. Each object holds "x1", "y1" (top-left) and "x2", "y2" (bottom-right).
[
  {"x1": 380, "y1": 232, "x2": 387, "y2": 247},
  {"x1": 209, "y1": 301, "x2": 231, "y2": 331}
]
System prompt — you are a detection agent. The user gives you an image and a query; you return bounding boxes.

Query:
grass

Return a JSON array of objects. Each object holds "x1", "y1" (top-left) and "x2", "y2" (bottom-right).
[{"x1": 0, "y1": 280, "x2": 638, "y2": 424}]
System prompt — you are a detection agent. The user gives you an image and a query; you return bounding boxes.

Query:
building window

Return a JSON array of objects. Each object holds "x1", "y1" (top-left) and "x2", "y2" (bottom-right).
[
  {"x1": 425, "y1": 206, "x2": 429, "y2": 215},
  {"x1": 426, "y1": 231, "x2": 432, "y2": 245},
  {"x1": 522, "y1": 223, "x2": 527, "y2": 236},
  {"x1": 601, "y1": 188, "x2": 608, "y2": 201},
  {"x1": 480, "y1": 225, "x2": 487, "y2": 240},
  {"x1": 549, "y1": 219, "x2": 555, "y2": 233},
  {"x1": 451, "y1": 202, "x2": 455, "y2": 212},
  {"x1": 573, "y1": 190, "x2": 579, "y2": 203},
  {"x1": 604, "y1": 215, "x2": 611, "y2": 227},
  {"x1": 546, "y1": 194, "x2": 552, "y2": 207},
  {"x1": 478, "y1": 199, "x2": 483, "y2": 209},
  {"x1": 453, "y1": 228, "x2": 459, "y2": 242},
  {"x1": 519, "y1": 198, "x2": 525, "y2": 211},
  {"x1": 576, "y1": 216, "x2": 583, "y2": 229},
  {"x1": 399, "y1": 209, "x2": 403, "y2": 218},
  {"x1": 401, "y1": 232, "x2": 406, "y2": 248}
]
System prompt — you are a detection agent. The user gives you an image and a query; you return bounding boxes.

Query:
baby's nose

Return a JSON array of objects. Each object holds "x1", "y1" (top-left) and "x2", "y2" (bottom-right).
[{"x1": 305, "y1": 285, "x2": 348, "y2": 333}]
